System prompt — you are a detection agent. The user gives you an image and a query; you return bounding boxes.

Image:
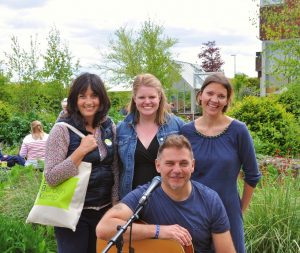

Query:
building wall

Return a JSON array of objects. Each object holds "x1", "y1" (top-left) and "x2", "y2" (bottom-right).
[{"x1": 259, "y1": 0, "x2": 300, "y2": 95}]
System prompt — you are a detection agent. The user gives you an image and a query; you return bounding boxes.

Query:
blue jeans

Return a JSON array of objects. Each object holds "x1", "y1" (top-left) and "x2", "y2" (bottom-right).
[{"x1": 55, "y1": 206, "x2": 111, "y2": 253}]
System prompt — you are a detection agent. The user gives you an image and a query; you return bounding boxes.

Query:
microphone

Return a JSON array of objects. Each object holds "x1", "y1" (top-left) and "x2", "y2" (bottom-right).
[{"x1": 138, "y1": 176, "x2": 161, "y2": 206}]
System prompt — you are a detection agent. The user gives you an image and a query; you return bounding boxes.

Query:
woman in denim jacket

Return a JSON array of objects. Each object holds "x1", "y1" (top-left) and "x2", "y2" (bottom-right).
[{"x1": 117, "y1": 73, "x2": 184, "y2": 198}]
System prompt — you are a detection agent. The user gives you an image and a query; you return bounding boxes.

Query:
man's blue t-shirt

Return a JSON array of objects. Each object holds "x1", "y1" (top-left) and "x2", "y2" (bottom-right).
[{"x1": 122, "y1": 180, "x2": 230, "y2": 253}]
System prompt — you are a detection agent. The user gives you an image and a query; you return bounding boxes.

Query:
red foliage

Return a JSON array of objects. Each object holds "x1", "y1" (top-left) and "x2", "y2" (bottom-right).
[{"x1": 198, "y1": 41, "x2": 224, "y2": 72}]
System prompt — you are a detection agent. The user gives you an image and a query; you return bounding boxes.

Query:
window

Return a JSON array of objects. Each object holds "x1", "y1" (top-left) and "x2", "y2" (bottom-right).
[{"x1": 261, "y1": 0, "x2": 284, "y2": 6}]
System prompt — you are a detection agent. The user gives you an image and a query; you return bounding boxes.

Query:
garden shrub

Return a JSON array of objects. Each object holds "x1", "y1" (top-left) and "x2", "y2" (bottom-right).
[
  {"x1": 0, "y1": 82, "x2": 13, "y2": 104},
  {"x1": 108, "y1": 107, "x2": 126, "y2": 125},
  {"x1": 5, "y1": 81, "x2": 68, "y2": 115},
  {"x1": 0, "y1": 100, "x2": 11, "y2": 123},
  {"x1": 39, "y1": 82, "x2": 69, "y2": 114},
  {"x1": 276, "y1": 82, "x2": 300, "y2": 122},
  {"x1": 108, "y1": 91, "x2": 131, "y2": 124},
  {"x1": 0, "y1": 112, "x2": 55, "y2": 146},
  {"x1": 9, "y1": 82, "x2": 44, "y2": 113},
  {"x1": 0, "y1": 101, "x2": 12, "y2": 143},
  {"x1": 238, "y1": 86, "x2": 259, "y2": 99},
  {"x1": 251, "y1": 134, "x2": 278, "y2": 157},
  {"x1": 231, "y1": 74, "x2": 259, "y2": 100},
  {"x1": 108, "y1": 91, "x2": 131, "y2": 112},
  {"x1": 228, "y1": 96, "x2": 300, "y2": 156}
]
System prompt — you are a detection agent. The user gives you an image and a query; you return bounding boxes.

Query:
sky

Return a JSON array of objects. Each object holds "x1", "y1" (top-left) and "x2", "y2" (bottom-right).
[{"x1": 0, "y1": 0, "x2": 261, "y2": 79}]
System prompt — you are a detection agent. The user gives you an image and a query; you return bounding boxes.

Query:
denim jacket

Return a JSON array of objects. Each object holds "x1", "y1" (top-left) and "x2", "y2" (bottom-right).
[{"x1": 117, "y1": 113, "x2": 185, "y2": 198}]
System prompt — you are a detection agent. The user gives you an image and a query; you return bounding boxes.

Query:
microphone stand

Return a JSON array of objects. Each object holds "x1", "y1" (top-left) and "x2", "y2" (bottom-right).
[{"x1": 102, "y1": 204, "x2": 145, "y2": 253}]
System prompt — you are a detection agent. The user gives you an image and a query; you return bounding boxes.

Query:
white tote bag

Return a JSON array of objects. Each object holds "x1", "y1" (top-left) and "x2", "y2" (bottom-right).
[{"x1": 26, "y1": 122, "x2": 92, "y2": 231}]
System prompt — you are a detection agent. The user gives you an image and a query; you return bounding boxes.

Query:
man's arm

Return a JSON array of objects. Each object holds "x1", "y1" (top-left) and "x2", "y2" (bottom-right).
[
  {"x1": 96, "y1": 203, "x2": 156, "y2": 241},
  {"x1": 212, "y1": 231, "x2": 236, "y2": 253},
  {"x1": 96, "y1": 203, "x2": 192, "y2": 246}
]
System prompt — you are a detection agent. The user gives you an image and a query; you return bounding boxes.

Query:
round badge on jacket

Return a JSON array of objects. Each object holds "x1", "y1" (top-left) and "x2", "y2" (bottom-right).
[{"x1": 104, "y1": 139, "x2": 112, "y2": 146}]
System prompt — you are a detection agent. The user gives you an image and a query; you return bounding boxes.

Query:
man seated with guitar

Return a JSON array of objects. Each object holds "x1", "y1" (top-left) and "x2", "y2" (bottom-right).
[{"x1": 96, "y1": 135, "x2": 236, "y2": 253}]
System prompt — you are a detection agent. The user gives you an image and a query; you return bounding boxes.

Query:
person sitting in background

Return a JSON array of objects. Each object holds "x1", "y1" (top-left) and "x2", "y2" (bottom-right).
[
  {"x1": 56, "y1": 98, "x2": 68, "y2": 122},
  {"x1": 0, "y1": 149, "x2": 25, "y2": 168},
  {"x1": 19, "y1": 120, "x2": 49, "y2": 168},
  {"x1": 97, "y1": 135, "x2": 236, "y2": 253}
]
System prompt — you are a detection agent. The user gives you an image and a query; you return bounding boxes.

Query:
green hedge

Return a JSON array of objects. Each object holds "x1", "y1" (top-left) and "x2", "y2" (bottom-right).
[
  {"x1": 0, "y1": 112, "x2": 55, "y2": 146},
  {"x1": 276, "y1": 83, "x2": 300, "y2": 122},
  {"x1": 228, "y1": 96, "x2": 300, "y2": 157},
  {"x1": 0, "y1": 100, "x2": 11, "y2": 123}
]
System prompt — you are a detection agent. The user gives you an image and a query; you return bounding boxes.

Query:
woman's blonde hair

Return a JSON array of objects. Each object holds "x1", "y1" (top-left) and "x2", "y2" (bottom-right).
[
  {"x1": 128, "y1": 73, "x2": 169, "y2": 125},
  {"x1": 31, "y1": 120, "x2": 44, "y2": 140}
]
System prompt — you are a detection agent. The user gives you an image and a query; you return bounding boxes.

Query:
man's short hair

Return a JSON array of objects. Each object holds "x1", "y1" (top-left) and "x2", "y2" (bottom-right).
[{"x1": 157, "y1": 135, "x2": 194, "y2": 159}]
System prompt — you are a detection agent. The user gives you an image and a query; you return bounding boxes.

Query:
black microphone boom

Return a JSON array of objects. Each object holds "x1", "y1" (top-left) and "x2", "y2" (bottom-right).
[
  {"x1": 138, "y1": 176, "x2": 161, "y2": 206},
  {"x1": 103, "y1": 176, "x2": 161, "y2": 253}
]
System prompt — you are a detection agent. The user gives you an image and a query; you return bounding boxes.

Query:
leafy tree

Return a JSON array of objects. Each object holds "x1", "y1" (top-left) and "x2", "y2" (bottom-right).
[
  {"x1": 0, "y1": 60, "x2": 10, "y2": 85},
  {"x1": 4, "y1": 35, "x2": 40, "y2": 83},
  {"x1": 41, "y1": 26, "x2": 79, "y2": 87},
  {"x1": 4, "y1": 36, "x2": 26, "y2": 82},
  {"x1": 4, "y1": 27, "x2": 79, "y2": 86},
  {"x1": 0, "y1": 60, "x2": 10, "y2": 102},
  {"x1": 198, "y1": 41, "x2": 224, "y2": 72},
  {"x1": 260, "y1": 0, "x2": 300, "y2": 84},
  {"x1": 231, "y1": 74, "x2": 259, "y2": 100},
  {"x1": 97, "y1": 20, "x2": 181, "y2": 89},
  {"x1": 23, "y1": 35, "x2": 41, "y2": 83}
]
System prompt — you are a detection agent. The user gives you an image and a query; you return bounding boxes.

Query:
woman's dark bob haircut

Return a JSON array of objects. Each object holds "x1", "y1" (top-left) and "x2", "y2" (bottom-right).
[
  {"x1": 196, "y1": 72, "x2": 233, "y2": 113},
  {"x1": 67, "y1": 72, "x2": 111, "y2": 128}
]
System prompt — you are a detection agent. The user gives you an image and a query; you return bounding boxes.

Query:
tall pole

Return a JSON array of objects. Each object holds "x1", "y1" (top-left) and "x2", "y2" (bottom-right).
[{"x1": 231, "y1": 54, "x2": 236, "y2": 76}]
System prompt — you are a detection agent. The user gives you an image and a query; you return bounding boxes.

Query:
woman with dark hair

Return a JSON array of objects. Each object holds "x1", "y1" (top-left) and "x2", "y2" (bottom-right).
[
  {"x1": 117, "y1": 73, "x2": 184, "y2": 198},
  {"x1": 181, "y1": 73, "x2": 261, "y2": 253},
  {"x1": 44, "y1": 73, "x2": 119, "y2": 253}
]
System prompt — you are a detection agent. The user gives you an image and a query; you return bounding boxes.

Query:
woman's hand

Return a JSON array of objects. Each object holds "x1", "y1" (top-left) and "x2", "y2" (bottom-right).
[
  {"x1": 78, "y1": 134, "x2": 97, "y2": 154},
  {"x1": 70, "y1": 134, "x2": 97, "y2": 167}
]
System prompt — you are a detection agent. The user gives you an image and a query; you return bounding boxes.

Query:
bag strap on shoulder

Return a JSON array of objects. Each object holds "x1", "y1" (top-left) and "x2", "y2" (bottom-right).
[{"x1": 56, "y1": 122, "x2": 85, "y2": 139}]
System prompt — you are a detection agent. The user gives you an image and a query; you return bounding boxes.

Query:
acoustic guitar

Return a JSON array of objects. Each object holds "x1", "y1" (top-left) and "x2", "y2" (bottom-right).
[{"x1": 97, "y1": 238, "x2": 194, "y2": 253}]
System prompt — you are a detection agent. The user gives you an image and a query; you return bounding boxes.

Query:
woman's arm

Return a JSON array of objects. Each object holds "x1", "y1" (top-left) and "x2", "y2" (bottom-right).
[
  {"x1": 45, "y1": 124, "x2": 97, "y2": 186},
  {"x1": 237, "y1": 123, "x2": 261, "y2": 213},
  {"x1": 241, "y1": 182, "x2": 255, "y2": 213},
  {"x1": 19, "y1": 141, "x2": 28, "y2": 158}
]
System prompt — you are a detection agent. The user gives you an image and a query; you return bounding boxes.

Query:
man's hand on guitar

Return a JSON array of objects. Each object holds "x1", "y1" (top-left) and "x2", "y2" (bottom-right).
[{"x1": 159, "y1": 224, "x2": 192, "y2": 247}]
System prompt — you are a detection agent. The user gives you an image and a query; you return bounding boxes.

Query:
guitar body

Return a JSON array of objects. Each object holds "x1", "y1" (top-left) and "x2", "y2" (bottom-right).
[{"x1": 97, "y1": 238, "x2": 194, "y2": 253}]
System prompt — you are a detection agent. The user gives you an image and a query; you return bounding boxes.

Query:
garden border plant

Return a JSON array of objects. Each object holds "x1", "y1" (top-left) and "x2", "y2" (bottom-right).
[
  {"x1": 0, "y1": 166, "x2": 57, "y2": 252},
  {"x1": 243, "y1": 165, "x2": 300, "y2": 253}
]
